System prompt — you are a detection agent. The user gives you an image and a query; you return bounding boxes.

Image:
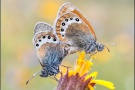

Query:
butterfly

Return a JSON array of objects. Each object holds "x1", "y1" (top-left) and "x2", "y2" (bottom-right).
[
  {"x1": 26, "y1": 2, "x2": 110, "y2": 84},
  {"x1": 53, "y1": 2, "x2": 109, "y2": 54},
  {"x1": 26, "y1": 22, "x2": 69, "y2": 84}
]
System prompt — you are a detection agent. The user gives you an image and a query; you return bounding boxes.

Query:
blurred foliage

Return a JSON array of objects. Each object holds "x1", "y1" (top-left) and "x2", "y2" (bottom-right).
[{"x1": 1, "y1": 0, "x2": 134, "y2": 90}]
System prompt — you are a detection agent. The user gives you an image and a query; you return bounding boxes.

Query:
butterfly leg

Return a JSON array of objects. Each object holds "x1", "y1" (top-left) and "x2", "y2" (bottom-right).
[
  {"x1": 49, "y1": 76, "x2": 59, "y2": 82},
  {"x1": 60, "y1": 64, "x2": 71, "y2": 69},
  {"x1": 87, "y1": 51, "x2": 97, "y2": 60},
  {"x1": 60, "y1": 64, "x2": 70, "y2": 77},
  {"x1": 59, "y1": 71, "x2": 63, "y2": 77}
]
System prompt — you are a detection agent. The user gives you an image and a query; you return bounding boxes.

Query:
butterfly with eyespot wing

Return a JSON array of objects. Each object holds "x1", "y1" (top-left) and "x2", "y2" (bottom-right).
[
  {"x1": 54, "y1": 2, "x2": 109, "y2": 54},
  {"x1": 26, "y1": 22, "x2": 69, "y2": 84}
]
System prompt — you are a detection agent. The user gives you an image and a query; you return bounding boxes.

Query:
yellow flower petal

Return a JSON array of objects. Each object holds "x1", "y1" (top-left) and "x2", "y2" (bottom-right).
[
  {"x1": 78, "y1": 51, "x2": 85, "y2": 60},
  {"x1": 85, "y1": 71, "x2": 98, "y2": 80},
  {"x1": 91, "y1": 80, "x2": 115, "y2": 89},
  {"x1": 68, "y1": 70, "x2": 74, "y2": 77},
  {"x1": 88, "y1": 84, "x2": 94, "y2": 90},
  {"x1": 76, "y1": 59, "x2": 85, "y2": 67},
  {"x1": 65, "y1": 51, "x2": 115, "y2": 90},
  {"x1": 80, "y1": 61, "x2": 93, "y2": 76}
]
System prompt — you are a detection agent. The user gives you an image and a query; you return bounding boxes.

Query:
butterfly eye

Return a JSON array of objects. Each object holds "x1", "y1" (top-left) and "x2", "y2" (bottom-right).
[
  {"x1": 42, "y1": 36, "x2": 45, "y2": 39},
  {"x1": 62, "y1": 22, "x2": 65, "y2": 26},
  {"x1": 65, "y1": 19, "x2": 68, "y2": 22},
  {"x1": 53, "y1": 38, "x2": 56, "y2": 41},
  {"x1": 61, "y1": 28, "x2": 64, "y2": 32},
  {"x1": 39, "y1": 40, "x2": 41, "y2": 42},
  {"x1": 75, "y1": 18, "x2": 79, "y2": 21},
  {"x1": 48, "y1": 36, "x2": 51, "y2": 39},
  {"x1": 62, "y1": 35, "x2": 65, "y2": 37},
  {"x1": 36, "y1": 44, "x2": 39, "y2": 47},
  {"x1": 70, "y1": 18, "x2": 73, "y2": 20}
]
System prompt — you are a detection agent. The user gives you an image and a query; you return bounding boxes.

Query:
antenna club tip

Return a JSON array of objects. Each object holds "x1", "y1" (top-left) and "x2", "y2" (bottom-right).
[{"x1": 26, "y1": 81, "x2": 29, "y2": 85}]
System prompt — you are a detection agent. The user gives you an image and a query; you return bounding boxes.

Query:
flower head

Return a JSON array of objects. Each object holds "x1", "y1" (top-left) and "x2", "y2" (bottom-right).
[{"x1": 56, "y1": 51, "x2": 115, "y2": 90}]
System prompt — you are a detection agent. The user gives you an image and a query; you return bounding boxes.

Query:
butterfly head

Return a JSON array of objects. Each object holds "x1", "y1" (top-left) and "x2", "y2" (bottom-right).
[
  {"x1": 40, "y1": 65, "x2": 59, "y2": 77},
  {"x1": 95, "y1": 42, "x2": 105, "y2": 52}
]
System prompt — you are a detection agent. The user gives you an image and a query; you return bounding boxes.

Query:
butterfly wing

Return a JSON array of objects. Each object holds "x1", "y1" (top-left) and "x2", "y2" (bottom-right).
[
  {"x1": 55, "y1": 12, "x2": 95, "y2": 41},
  {"x1": 55, "y1": 2, "x2": 96, "y2": 40},
  {"x1": 34, "y1": 22, "x2": 53, "y2": 35},
  {"x1": 54, "y1": 12, "x2": 96, "y2": 54},
  {"x1": 33, "y1": 22, "x2": 60, "y2": 65}
]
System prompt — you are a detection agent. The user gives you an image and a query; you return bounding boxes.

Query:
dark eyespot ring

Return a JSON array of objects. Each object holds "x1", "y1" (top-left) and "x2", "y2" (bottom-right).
[
  {"x1": 62, "y1": 22, "x2": 65, "y2": 26},
  {"x1": 65, "y1": 19, "x2": 68, "y2": 22},
  {"x1": 42, "y1": 36, "x2": 45, "y2": 39},
  {"x1": 48, "y1": 36, "x2": 51, "y2": 39},
  {"x1": 61, "y1": 28, "x2": 64, "y2": 32},
  {"x1": 53, "y1": 38, "x2": 56, "y2": 41},
  {"x1": 39, "y1": 40, "x2": 41, "y2": 42},
  {"x1": 36, "y1": 44, "x2": 39, "y2": 47},
  {"x1": 62, "y1": 35, "x2": 64, "y2": 37},
  {"x1": 70, "y1": 18, "x2": 73, "y2": 20},
  {"x1": 75, "y1": 18, "x2": 79, "y2": 21}
]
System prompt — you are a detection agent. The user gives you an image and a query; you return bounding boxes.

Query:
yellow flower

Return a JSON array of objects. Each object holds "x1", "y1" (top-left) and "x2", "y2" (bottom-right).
[{"x1": 57, "y1": 51, "x2": 115, "y2": 90}]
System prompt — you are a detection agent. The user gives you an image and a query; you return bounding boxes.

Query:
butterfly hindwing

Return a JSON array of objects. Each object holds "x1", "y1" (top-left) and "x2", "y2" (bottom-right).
[
  {"x1": 55, "y1": 13, "x2": 95, "y2": 44},
  {"x1": 34, "y1": 22, "x2": 53, "y2": 35},
  {"x1": 33, "y1": 22, "x2": 59, "y2": 50},
  {"x1": 56, "y1": 2, "x2": 97, "y2": 40},
  {"x1": 32, "y1": 22, "x2": 66, "y2": 73}
]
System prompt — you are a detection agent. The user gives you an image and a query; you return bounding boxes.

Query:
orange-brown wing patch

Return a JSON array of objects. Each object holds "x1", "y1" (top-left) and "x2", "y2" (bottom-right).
[
  {"x1": 34, "y1": 32, "x2": 48, "y2": 43},
  {"x1": 56, "y1": 13, "x2": 76, "y2": 42},
  {"x1": 58, "y1": 2, "x2": 75, "y2": 16},
  {"x1": 37, "y1": 43, "x2": 48, "y2": 63}
]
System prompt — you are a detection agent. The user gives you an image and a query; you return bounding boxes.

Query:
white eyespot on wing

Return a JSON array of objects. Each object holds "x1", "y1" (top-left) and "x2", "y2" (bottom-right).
[
  {"x1": 34, "y1": 34, "x2": 60, "y2": 50},
  {"x1": 33, "y1": 22, "x2": 53, "y2": 44},
  {"x1": 72, "y1": 17, "x2": 82, "y2": 23},
  {"x1": 61, "y1": 21, "x2": 69, "y2": 31},
  {"x1": 34, "y1": 36, "x2": 47, "y2": 50},
  {"x1": 60, "y1": 17, "x2": 82, "y2": 38}
]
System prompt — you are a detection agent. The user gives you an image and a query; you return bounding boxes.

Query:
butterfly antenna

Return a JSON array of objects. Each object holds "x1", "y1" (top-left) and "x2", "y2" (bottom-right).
[
  {"x1": 108, "y1": 43, "x2": 117, "y2": 46},
  {"x1": 26, "y1": 71, "x2": 41, "y2": 84},
  {"x1": 104, "y1": 42, "x2": 117, "y2": 46},
  {"x1": 87, "y1": 52, "x2": 97, "y2": 60},
  {"x1": 60, "y1": 65, "x2": 71, "y2": 69},
  {"x1": 105, "y1": 45, "x2": 110, "y2": 52}
]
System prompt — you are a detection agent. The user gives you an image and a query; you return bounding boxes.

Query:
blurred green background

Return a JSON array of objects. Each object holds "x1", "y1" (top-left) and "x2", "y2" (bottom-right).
[{"x1": 1, "y1": 0, "x2": 134, "y2": 90}]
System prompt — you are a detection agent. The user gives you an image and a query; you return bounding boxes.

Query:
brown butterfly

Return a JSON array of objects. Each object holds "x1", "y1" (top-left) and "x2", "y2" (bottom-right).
[
  {"x1": 26, "y1": 22, "x2": 69, "y2": 84},
  {"x1": 53, "y1": 2, "x2": 109, "y2": 54}
]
